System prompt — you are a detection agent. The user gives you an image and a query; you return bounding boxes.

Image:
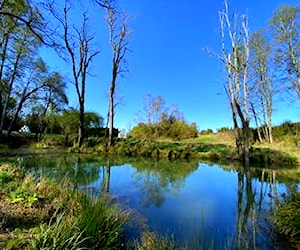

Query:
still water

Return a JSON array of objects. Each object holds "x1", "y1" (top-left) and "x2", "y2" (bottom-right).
[{"x1": 21, "y1": 155, "x2": 299, "y2": 249}]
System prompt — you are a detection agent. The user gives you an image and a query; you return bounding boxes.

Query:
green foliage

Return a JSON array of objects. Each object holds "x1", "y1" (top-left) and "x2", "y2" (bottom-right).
[
  {"x1": 0, "y1": 170, "x2": 12, "y2": 186},
  {"x1": 270, "y1": 5, "x2": 300, "y2": 43},
  {"x1": 199, "y1": 129, "x2": 214, "y2": 134},
  {"x1": 274, "y1": 191, "x2": 300, "y2": 242},
  {"x1": 129, "y1": 119, "x2": 197, "y2": 141},
  {"x1": 106, "y1": 139, "x2": 236, "y2": 163},
  {"x1": 6, "y1": 174, "x2": 40, "y2": 207},
  {"x1": 249, "y1": 148, "x2": 298, "y2": 168},
  {"x1": 8, "y1": 190, "x2": 38, "y2": 207},
  {"x1": 130, "y1": 123, "x2": 154, "y2": 140},
  {"x1": 216, "y1": 127, "x2": 232, "y2": 133},
  {"x1": 273, "y1": 121, "x2": 299, "y2": 138},
  {"x1": 0, "y1": 161, "x2": 128, "y2": 249}
]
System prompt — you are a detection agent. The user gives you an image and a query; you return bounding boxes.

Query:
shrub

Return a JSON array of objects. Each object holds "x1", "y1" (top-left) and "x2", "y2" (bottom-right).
[
  {"x1": 217, "y1": 127, "x2": 232, "y2": 133},
  {"x1": 199, "y1": 129, "x2": 214, "y2": 135}
]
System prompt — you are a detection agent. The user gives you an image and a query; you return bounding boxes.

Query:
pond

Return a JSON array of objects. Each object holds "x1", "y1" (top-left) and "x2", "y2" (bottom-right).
[{"x1": 20, "y1": 155, "x2": 299, "y2": 249}]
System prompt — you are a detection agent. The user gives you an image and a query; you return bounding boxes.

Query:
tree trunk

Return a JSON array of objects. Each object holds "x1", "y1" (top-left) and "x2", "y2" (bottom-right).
[
  {"x1": 7, "y1": 98, "x2": 24, "y2": 139},
  {"x1": 0, "y1": 34, "x2": 9, "y2": 139},
  {"x1": 108, "y1": 90, "x2": 114, "y2": 147},
  {"x1": 78, "y1": 98, "x2": 84, "y2": 147},
  {"x1": 108, "y1": 74, "x2": 116, "y2": 147}
]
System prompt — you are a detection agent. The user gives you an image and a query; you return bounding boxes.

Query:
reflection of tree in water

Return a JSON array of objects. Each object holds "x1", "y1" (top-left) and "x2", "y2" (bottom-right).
[
  {"x1": 233, "y1": 167, "x2": 298, "y2": 249},
  {"x1": 21, "y1": 155, "x2": 105, "y2": 186},
  {"x1": 100, "y1": 160, "x2": 111, "y2": 193},
  {"x1": 131, "y1": 159, "x2": 198, "y2": 208}
]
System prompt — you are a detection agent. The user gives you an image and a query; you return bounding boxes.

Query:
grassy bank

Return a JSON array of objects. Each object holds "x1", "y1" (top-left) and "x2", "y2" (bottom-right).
[
  {"x1": 1, "y1": 131, "x2": 299, "y2": 168},
  {"x1": 0, "y1": 160, "x2": 128, "y2": 249},
  {"x1": 77, "y1": 132, "x2": 299, "y2": 168}
]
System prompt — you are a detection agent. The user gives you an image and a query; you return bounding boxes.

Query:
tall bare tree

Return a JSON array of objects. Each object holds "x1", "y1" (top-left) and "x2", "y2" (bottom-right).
[
  {"x1": 49, "y1": 1, "x2": 100, "y2": 147},
  {"x1": 249, "y1": 29, "x2": 274, "y2": 143},
  {"x1": 218, "y1": 0, "x2": 251, "y2": 165},
  {"x1": 106, "y1": 8, "x2": 130, "y2": 147}
]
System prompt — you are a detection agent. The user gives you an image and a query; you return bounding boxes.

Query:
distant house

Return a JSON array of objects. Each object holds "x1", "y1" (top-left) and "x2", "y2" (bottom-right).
[{"x1": 19, "y1": 125, "x2": 31, "y2": 133}]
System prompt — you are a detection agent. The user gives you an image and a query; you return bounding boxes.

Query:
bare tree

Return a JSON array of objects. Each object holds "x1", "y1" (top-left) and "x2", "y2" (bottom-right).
[
  {"x1": 106, "y1": 8, "x2": 130, "y2": 147},
  {"x1": 136, "y1": 93, "x2": 166, "y2": 125},
  {"x1": 218, "y1": 0, "x2": 251, "y2": 166},
  {"x1": 249, "y1": 29, "x2": 274, "y2": 143},
  {"x1": 49, "y1": 1, "x2": 100, "y2": 147}
]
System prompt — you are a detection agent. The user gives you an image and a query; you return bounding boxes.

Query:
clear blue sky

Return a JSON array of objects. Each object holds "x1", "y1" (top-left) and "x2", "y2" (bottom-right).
[{"x1": 42, "y1": 0, "x2": 300, "y2": 132}]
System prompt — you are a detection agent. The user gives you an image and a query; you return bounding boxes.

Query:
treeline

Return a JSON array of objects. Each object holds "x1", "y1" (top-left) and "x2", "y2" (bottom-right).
[
  {"x1": 26, "y1": 109, "x2": 119, "y2": 146},
  {"x1": 0, "y1": 0, "x2": 127, "y2": 147}
]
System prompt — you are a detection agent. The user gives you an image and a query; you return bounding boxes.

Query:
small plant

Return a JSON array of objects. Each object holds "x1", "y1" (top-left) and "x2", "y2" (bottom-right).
[
  {"x1": 8, "y1": 190, "x2": 39, "y2": 207},
  {"x1": 135, "y1": 231, "x2": 179, "y2": 250}
]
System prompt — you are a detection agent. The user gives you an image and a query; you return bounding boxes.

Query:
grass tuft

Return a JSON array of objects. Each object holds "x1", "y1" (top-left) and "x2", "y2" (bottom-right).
[{"x1": 274, "y1": 191, "x2": 300, "y2": 246}]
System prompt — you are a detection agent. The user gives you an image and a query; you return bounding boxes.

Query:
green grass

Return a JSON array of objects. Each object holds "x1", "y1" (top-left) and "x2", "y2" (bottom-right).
[
  {"x1": 274, "y1": 191, "x2": 300, "y2": 247},
  {"x1": 77, "y1": 194, "x2": 128, "y2": 249},
  {"x1": 28, "y1": 213, "x2": 88, "y2": 250},
  {"x1": 0, "y1": 161, "x2": 128, "y2": 249}
]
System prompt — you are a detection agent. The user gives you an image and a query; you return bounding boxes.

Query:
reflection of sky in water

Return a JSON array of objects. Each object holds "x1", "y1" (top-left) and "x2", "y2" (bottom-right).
[
  {"x1": 22, "y1": 155, "x2": 296, "y2": 248},
  {"x1": 81, "y1": 162, "x2": 293, "y2": 248}
]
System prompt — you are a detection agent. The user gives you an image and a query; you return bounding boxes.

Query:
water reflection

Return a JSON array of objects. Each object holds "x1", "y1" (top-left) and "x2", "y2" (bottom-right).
[
  {"x1": 131, "y1": 160, "x2": 198, "y2": 208},
  {"x1": 20, "y1": 155, "x2": 299, "y2": 249}
]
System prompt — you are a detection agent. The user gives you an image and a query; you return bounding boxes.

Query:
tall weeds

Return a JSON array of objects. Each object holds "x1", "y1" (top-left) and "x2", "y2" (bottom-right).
[{"x1": 274, "y1": 191, "x2": 300, "y2": 246}]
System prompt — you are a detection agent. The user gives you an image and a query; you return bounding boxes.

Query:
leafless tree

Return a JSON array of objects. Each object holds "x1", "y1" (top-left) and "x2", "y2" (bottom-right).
[
  {"x1": 49, "y1": 1, "x2": 100, "y2": 147},
  {"x1": 106, "y1": 8, "x2": 130, "y2": 146},
  {"x1": 249, "y1": 29, "x2": 274, "y2": 143},
  {"x1": 218, "y1": 0, "x2": 251, "y2": 166}
]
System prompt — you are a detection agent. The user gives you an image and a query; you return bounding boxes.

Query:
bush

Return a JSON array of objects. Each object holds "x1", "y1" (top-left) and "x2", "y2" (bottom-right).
[
  {"x1": 217, "y1": 127, "x2": 232, "y2": 133},
  {"x1": 273, "y1": 121, "x2": 299, "y2": 138},
  {"x1": 129, "y1": 121, "x2": 198, "y2": 141},
  {"x1": 199, "y1": 129, "x2": 214, "y2": 135}
]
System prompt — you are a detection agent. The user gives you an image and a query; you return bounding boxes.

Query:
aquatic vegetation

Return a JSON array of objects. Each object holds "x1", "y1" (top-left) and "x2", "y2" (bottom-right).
[{"x1": 134, "y1": 231, "x2": 179, "y2": 250}]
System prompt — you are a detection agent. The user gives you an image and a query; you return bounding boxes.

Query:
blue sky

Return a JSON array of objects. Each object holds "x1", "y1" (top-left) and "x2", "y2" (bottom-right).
[{"x1": 42, "y1": 0, "x2": 300, "y2": 132}]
